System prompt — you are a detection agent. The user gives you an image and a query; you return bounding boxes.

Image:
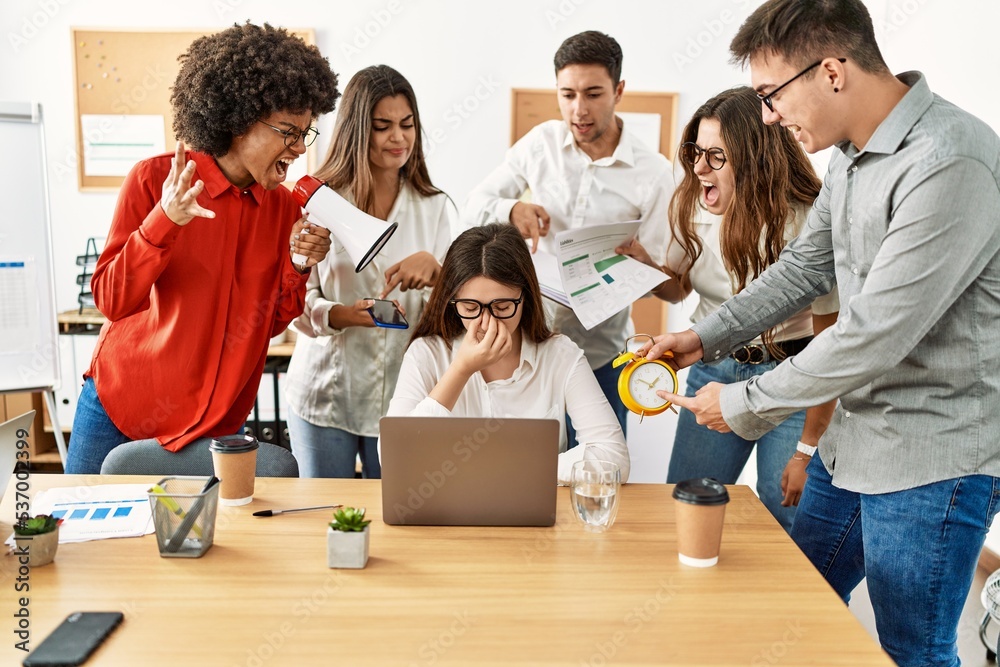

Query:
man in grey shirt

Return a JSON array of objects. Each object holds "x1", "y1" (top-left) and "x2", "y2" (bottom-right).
[{"x1": 642, "y1": 1, "x2": 1000, "y2": 665}]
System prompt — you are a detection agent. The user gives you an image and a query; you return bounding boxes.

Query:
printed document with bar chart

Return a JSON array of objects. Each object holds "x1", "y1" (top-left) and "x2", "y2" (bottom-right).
[
  {"x1": 14, "y1": 484, "x2": 155, "y2": 543},
  {"x1": 531, "y1": 221, "x2": 669, "y2": 330}
]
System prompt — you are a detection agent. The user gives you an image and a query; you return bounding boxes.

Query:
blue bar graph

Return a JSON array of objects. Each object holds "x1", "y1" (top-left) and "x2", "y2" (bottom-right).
[
  {"x1": 51, "y1": 510, "x2": 66, "y2": 520},
  {"x1": 113, "y1": 506, "x2": 132, "y2": 518},
  {"x1": 70, "y1": 509, "x2": 89, "y2": 520},
  {"x1": 91, "y1": 508, "x2": 110, "y2": 520}
]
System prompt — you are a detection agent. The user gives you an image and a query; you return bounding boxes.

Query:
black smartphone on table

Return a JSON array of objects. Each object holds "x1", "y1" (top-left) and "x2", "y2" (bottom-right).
[
  {"x1": 23, "y1": 612, "x2": 123, "y2": 666},
  {"x1": 366, "y1": 298, "x2": 408, "y2": 329}
]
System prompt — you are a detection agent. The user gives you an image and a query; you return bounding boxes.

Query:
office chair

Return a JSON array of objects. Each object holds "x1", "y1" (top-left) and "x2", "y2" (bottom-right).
[{"x1": 100, "y1": 437, "x2": 299, "y2": 477}]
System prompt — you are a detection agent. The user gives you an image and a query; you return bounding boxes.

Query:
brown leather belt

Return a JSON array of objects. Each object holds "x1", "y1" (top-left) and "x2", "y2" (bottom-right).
[{"x1": 731, "y1": 336, "x2": 813, "y2": 364}]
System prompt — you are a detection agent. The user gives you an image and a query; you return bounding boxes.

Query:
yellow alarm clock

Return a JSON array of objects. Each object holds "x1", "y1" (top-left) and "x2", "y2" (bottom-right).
[{"x1": 612, "y1": 334, "x2": 679, "y2": 421}]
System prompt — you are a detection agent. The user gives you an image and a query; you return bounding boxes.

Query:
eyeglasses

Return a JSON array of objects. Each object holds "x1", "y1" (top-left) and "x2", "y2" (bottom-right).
[
  {"x1": 757, "y1": 58, "x2": 847, "y2": 112},
  {"x1": 257, "y1": 120, "x2": 320, "y2": 148},
  {"x1": 680, "y1": 142, "x2": 727, "y2": 171},
  {"x1": 449, "y1": 296, "x2": 524, "y2": 320}
]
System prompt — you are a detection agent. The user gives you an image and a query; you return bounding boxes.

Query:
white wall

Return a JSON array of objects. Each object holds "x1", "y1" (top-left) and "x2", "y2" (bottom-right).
[
  {"x1": 3, "y1": 0, "x2": 1000, "y2": 487},
  {"x1": 7, "y1": 0, "x2": 998, "y2": 313}
]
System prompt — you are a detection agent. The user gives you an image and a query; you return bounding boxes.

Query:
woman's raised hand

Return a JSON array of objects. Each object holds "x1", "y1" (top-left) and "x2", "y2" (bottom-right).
[{"x1": 160, "y1": 141, "x2": 216, "y2": 226}]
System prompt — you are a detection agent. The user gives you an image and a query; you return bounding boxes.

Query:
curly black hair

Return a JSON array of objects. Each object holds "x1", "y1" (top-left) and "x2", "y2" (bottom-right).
[{"x1": 170, "y1": 22, "x2": 340, "y2": 157}]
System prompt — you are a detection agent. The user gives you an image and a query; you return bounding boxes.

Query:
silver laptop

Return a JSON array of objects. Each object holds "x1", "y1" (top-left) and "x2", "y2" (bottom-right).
[
  {"x1": 379, "y1": 417, "x2": 560, "y2": 526},
  {"x1": 0, "y1": 411, "x2": 35, "y2": 501}
]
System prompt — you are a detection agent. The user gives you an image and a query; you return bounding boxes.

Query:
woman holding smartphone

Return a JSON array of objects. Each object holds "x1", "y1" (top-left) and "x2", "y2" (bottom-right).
[
  {"x1": 386, "y1": 223, "x2": 629, "y2": 484},
  {"x1": 617, "y1": 86, "x2": 837, "y2": 531},
  {"x1": 285, "y1": 65, "x2": 454, "y2": 478}
]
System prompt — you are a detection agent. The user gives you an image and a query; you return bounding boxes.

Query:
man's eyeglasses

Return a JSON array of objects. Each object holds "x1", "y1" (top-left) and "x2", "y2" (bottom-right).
[
  {"x1": 757, "y1": 58, "x2": 847, "y2": 112},
  {"x1": 449, "y1": 296, "x2": 523, "y2": 320},
  {"x1": 258, "y1": 120, "x2": 320, "y2": 148},
  {"x1": 680, "y1": 142, "x2": 727, "y2": 171}
]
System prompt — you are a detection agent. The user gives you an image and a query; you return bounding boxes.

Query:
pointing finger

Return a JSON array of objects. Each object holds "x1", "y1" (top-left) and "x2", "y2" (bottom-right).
[{"x1": 656, "y1": 391, "x2": 689, "y2": 409}]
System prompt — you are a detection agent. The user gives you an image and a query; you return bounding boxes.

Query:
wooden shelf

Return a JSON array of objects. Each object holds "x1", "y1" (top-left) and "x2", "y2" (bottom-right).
[
  {"x1": 31, "y1": 451, "x2": 62, "y2": 464},
  {"x1": 57, "y1": 309, "x2": 298, "y2": 356}
]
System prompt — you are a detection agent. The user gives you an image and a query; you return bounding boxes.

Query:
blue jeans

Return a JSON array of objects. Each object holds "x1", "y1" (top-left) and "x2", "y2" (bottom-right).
[
  {"x1": 566, "y1": 359, "x2": 628, "y2": 450},
  {"x1": 287, "y1": 410, "x2": 380, "y2": 479},
  {"x1": 66, "y1": 377, "x2": 133, "y2": 474},
  {"x1": 666, "y1": 358, "x2": 805, "y2": 533},
  {"x1": 793, "y1": 451, "x2": 1000, "y2": 666}
]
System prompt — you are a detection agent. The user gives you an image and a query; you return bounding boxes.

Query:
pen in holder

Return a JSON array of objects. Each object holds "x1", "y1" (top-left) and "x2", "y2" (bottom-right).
[{"x1": 148, "y1": 476, "x2": 220, "y2": 558}]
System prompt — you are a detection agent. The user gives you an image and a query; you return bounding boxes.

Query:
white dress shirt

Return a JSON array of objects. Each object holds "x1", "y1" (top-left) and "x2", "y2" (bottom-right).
[
  {"x1": 462, "y1": 119, "x2": 674, "y2": 368},
  {"x1": 386, "y1": 333, "x2": 630, "y2": 484},
  {"x1": 284, "y1": 183, "x2": 455, "y2": 437},
  {"x1": 681, "y1": 204, "x2": 839, "y2": 341}
]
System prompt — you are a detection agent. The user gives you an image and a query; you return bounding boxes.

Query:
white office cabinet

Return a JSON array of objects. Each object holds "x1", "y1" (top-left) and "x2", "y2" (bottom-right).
[{"x1": 53, "y1": 335, "x2": 78, "y2": 428}]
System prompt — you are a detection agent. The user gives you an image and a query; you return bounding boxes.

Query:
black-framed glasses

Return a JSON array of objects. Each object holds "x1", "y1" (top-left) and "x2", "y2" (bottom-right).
[
  {"x1": 758, "y1": 58, "x2": 847, "y2": 112},
  {"x1": 449, "y1": 296, "x2": 524, "y2": 320},
  {"x1": 680, "y1": 142, "x2": 726, "y2": 171},
  {"x1": 258, "y1": 120, "x2": 320, "y2": 147}
]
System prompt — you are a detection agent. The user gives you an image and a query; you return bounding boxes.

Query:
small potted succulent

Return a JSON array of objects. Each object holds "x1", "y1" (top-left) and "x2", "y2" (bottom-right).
[
  {"x1": 13, "y1": 514, "x2": 63, "y2": 567},
  {"x1": 327, "y1": 507, "x2": 370, "y2": 569}
]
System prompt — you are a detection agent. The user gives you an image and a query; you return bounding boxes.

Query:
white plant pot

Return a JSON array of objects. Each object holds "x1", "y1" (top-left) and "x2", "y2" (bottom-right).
[{"x1": 327, "y1": 526, "x2": 369, "y2": 569}]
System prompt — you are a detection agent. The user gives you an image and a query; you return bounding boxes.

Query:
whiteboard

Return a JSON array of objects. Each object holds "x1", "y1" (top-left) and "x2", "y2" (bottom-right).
[{"x1": 0, "y1": 102, "x2": 60, "y2": 393}]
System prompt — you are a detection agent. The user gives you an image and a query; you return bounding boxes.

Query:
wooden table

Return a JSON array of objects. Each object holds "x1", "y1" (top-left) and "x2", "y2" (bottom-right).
[{"x1": 1, "y1": 476, "x2": 891, "y2": 666}]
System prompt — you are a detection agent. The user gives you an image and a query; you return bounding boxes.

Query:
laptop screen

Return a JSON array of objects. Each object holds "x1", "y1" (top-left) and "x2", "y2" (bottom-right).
[{"x1": 379, "y1": 417, "x2": 560, "y2": 527}]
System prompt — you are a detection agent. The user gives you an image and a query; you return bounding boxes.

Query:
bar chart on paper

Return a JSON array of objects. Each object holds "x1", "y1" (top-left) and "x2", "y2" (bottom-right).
[{"x1": 23, "y1": 484, "x2": 155, "y2": 542}]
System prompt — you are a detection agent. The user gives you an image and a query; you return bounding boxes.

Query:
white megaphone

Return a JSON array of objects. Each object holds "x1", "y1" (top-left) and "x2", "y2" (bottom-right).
[{"x1": 291, "y1": 175, "x2": 398, "y2": 273}]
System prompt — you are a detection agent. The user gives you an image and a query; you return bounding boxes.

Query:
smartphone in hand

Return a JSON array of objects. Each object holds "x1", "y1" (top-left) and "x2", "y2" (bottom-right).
[
  {"x1": 365, "y1": 298, "x2": 408, "y2": 329},
  {"x1": 24, "y1": 612, "x2": 123, "y2": 666}
]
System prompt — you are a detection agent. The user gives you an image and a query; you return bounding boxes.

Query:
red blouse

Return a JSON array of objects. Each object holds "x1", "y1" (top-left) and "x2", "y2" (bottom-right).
[{"x1": 87, "y1": 151, "x2": 308, "y2": 451}]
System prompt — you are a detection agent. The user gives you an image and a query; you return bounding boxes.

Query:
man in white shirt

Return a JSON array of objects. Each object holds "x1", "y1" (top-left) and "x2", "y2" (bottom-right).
[{"x1": 463, "y1": 30, "x2": 673, "y2": 439}]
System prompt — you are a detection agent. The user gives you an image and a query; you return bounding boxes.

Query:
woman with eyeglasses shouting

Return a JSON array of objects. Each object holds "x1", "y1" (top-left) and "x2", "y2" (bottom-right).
[
  {"x1": 386, "y1": 223, "x2": 629, "y2": 484},
  {"x1": 65, "y1": 24, "x2": 339, "y2": 474},
  {"x1": 284, "y1": 65, "x2": 455, "y2": 479},
  {"x1": 615, "y1": 86, "x2": 838, "y2": 531}
]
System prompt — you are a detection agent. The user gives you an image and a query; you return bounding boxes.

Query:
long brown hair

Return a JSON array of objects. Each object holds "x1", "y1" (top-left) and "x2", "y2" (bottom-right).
[
  {"x1": 410, "y1": 224, "x2": 553, "y2": 348},
  {"x1": 670, "y1": 86, "x2": 821, "y2": 355},
  {"x1": 314, "y1": 65, "x2": 439, "y2": 215}
]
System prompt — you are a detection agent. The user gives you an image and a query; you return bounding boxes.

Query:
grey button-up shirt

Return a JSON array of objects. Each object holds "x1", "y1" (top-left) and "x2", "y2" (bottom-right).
[{"x1": 692, "y1": 72, "x2": 1000, "y2": 494}]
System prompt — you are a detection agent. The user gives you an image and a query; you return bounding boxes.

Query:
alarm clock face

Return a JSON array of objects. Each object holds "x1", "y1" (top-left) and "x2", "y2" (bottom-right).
[{"x1": 628, "y1": 363, "x2": 672, "y2": 409}]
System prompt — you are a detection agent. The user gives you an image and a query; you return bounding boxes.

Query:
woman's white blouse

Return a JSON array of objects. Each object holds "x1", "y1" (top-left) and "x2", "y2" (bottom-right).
[
  {"x1": 674, "y1": 204, "x2": 839, "y2": 341},
  {"x1": 284, "y1": 183, "x2": 455, "y2": 437},
  {"x1": 386, "y1": 333, "x2": 630, "y2": 484}
]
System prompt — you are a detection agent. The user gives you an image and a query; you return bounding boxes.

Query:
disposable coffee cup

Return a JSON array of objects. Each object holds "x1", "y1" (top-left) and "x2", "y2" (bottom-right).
[
  {"x1": 209, "y1": 435, "x2": 259, "y2": 506},
  {"x1": 672, "y1": 477, "x2": 729, "y2": 568}
]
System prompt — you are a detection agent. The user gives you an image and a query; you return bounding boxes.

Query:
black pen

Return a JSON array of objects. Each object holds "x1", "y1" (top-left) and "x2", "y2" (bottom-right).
[{"x1": 253, "y1": 504, "x2": 342, "y2": 517}]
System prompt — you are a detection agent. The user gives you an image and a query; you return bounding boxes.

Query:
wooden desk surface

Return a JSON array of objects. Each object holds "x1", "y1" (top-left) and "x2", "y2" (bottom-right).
[{"x1": 1, "y1": 476, "x2": 891, "y2": 666}]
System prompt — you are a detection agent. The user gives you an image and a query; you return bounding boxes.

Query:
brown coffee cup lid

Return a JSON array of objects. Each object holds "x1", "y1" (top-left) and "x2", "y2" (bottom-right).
[
  {"x1": 672, "y1": 478, "x2": 729, "y2": 506},
  {"x1": 209, "y1": 434, "x2": 259, "y2": 454}
]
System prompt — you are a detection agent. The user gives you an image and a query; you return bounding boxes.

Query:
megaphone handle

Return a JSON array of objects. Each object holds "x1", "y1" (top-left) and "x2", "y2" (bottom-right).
[{"x1": 292, "y1": 223, "x2": 329, "y2": 265}]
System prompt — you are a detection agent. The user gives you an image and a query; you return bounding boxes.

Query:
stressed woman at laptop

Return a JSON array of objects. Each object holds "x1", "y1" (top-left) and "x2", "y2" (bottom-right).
[{"x1": 386, "y1": 223, "x2": 629, "y2": 484}]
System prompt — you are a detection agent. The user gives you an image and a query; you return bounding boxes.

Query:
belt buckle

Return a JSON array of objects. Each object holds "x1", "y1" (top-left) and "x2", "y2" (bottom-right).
[{"x1": 733, "y1": 344, "x2": 766, "y2": 364}]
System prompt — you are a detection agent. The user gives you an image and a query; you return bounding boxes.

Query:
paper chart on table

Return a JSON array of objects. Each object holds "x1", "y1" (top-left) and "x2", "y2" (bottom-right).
[
  {"x1": 7, "y1": 484, "x2": 155, "y2": 544},
  {"x1": 532, "y1": 221, "x2": 669, "y2": 330}
]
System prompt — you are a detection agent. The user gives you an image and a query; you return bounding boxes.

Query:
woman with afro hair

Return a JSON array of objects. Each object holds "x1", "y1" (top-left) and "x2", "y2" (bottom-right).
[{"x1": 66, "y1": 23, "x2": 340, "y2": 473}]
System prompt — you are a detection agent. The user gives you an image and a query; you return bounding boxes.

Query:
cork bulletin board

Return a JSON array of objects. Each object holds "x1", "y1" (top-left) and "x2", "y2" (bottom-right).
[
  {"x1": 71, "y1": 27, "x2": 316, "y2": 191},
  {"x1": 511, "y1": 88, "x2": 680, "y2": 159}
]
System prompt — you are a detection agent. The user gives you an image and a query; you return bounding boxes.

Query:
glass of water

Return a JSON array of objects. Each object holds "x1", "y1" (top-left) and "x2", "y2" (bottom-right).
[{"x1": 570, "y1": 460, "x2": 621, "y2": 532}]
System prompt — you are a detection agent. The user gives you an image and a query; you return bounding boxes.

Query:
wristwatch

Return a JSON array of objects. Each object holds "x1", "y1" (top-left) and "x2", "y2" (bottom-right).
[{"x1": 796, "y1": 441, "x2": 818, "y2": 457}]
